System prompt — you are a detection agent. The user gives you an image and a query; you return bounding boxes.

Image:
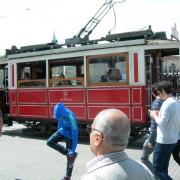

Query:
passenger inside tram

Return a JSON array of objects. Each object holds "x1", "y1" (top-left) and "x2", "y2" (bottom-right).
[
  {"x1": 101, "y1": 63, "x2": 122, "y2": 82},
  {"x1": 58, "y1": 73, "x2": 72, "y2": 85}
]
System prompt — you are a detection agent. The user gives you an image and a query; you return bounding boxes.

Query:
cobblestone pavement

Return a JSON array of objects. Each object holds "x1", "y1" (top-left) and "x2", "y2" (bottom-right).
[{"x1": 0, "y1": 124, "x2": 179, "y2": 180}]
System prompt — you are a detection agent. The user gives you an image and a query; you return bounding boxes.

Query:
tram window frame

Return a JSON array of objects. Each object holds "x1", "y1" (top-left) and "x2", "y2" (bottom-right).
[
  {"x1": 49, "y1": 57, "x2": 84, "y2": 87},
  {"x1": 87, "y1": 53, "x2": 129, "y2": 86},
  {"x1": 0, "y1": 67, "x2": 5, "y2": 88},
  {"x1": 17, "y1": 61, "x2": 46, "y2": 88}
]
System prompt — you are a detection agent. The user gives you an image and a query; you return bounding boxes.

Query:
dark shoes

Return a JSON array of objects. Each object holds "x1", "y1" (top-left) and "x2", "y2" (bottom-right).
[
  {"x1": 67, "y1": 152, "x2": 78, "y2": 169},
  {"x1": 61, "y1": 176, "x2": 71, "y2": 180}
]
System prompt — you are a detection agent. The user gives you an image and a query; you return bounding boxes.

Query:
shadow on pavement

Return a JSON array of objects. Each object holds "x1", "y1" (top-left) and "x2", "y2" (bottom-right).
[
  {"x1": 2, "y1": 124, "x2": 90, "y2": 145},
  {"x1": 2, "y1": 124, "x2": 148, "y2": 147},
  {"x1": 2, "y1": 124, "x2": 49, "y2": 140}
]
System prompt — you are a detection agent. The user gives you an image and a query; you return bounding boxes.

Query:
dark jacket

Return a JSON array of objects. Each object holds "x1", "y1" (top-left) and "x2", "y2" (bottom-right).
[{"x1": 148, "y1": 97, "x2": 164, "y2": 144}]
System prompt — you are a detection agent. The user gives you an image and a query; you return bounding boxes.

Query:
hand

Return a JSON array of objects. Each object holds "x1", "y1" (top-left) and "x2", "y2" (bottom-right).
[
  {"x1": 147, "y1": 142, "x2": 153, "y2": 149},
  {"x1": 149, "y1": 110, "x2": 159, "y2": 119}
]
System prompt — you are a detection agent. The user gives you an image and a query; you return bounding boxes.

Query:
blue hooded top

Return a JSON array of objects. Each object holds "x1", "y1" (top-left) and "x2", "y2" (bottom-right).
[{"x1": 53, "y1": 102, "x2": 78, "y2": 155}]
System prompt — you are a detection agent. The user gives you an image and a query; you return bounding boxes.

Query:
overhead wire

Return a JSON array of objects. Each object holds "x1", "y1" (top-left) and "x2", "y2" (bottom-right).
[
  {"x1": 0, "y1": 0, "x2": 60, "y2": 19},
  {"x1": 0, "y1": 9, "x2": 29, "y2": 19},
  {"x1": 139, "y1": 26, "x2": 149, "y2": 31},
  {"x1": 108, "y1": 5, "x2": 116, "y2": 34},
  {"x1": 108, "y1": 0, "x2": 127, "y2": 34}
]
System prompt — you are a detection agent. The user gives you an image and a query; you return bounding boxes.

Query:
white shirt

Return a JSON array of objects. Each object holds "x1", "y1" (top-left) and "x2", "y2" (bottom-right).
[{"x1": 155, "y1": 97, "x2": 180, "y2": 144}]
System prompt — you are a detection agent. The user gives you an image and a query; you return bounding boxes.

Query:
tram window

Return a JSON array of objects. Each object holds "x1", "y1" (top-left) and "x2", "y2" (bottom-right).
[
  {"x1": 49, "y1": 57, "x2": 84, "y2": 87},
  {"x1": 0, "y1": 66, "x2": 8, "y2": 88},
  {"x1": 88, "y1": 53, "x2": 128, "y2": 85},
  {"x1": 0, "y1": 69, "x2": 4, "y2": 88},
  {"x1": 17, "y1": 61, "x2": 46, "y2": 88}
]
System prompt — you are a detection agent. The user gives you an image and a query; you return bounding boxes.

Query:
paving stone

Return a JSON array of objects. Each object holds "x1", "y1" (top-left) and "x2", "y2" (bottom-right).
[{"x1": 0, "y1": 124, "x2": 179, "y2": 180}]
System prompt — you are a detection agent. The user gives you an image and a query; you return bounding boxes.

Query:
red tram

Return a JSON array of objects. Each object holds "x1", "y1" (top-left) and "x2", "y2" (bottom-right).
[{"x1": 0, "y1": 29, "x2": 180, "y2": 136}]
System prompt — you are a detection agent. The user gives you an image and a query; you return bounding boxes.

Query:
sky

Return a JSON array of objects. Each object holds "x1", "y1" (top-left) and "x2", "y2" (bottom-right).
[{"x1": 0, "y1": 0, "x2": 180, "y2": 55}]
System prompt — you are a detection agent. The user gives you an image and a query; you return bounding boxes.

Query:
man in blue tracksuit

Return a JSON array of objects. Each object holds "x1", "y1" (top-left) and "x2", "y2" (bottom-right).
[{"x1": 47, "y1": 102, "x2": 78, "y2": 180}]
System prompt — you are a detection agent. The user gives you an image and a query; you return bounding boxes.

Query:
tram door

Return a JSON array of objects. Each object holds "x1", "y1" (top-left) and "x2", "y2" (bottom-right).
[
  {"x1": 145, "y1": 54, "x2": 153, "y2": 110},
  {"x1": 0, "y1": 65, "x2": 10, "y2": 124},
  {"x1": 0, "y1": 65, "x2": 6, "y2": 111}
]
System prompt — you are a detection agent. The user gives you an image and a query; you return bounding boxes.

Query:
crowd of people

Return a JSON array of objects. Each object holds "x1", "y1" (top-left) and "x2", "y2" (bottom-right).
[
  {"x1": 80, "y1": 80, "x2": 180, "y2": 180},
  {"x1": 0, "y1": 80, "x2": 180, "y2": 180}
]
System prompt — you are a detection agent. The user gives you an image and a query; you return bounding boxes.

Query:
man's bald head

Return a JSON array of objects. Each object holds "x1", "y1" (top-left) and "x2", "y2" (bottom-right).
[{"x1": 93, "y1": 109, "x2": 130, "y2": 149}]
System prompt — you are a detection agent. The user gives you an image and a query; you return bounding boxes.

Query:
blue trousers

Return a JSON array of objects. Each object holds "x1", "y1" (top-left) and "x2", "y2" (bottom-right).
[
  {"x1": 141, "y1": 139, "x2": 154, "y2": 172},
  {"x1": 153, "y1": 143, "x2": 176, "y2": 180},
  {"x1": 47, "y1": 130, "x2": 73, "y2": 177}
]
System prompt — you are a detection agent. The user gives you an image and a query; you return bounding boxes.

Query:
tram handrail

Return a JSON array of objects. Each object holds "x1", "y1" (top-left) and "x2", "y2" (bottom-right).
[
  {"x1": 49, "y1": 77, "x2": 84, "y2": 86},
  {"x1": 18, "y1": 79, "x2": 46, "y2": 87}
]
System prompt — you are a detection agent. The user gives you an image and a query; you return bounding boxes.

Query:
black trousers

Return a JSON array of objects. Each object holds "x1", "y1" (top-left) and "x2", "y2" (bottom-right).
[{"x1": 47, "y1": 130, "x2": 73, "y2": 177}]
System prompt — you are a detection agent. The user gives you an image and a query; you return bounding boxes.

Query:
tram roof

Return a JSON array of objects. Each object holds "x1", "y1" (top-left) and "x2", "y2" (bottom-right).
[
  {"x1": 5, "y1": 26, "x2": 180, "y2": 60},
  {"x1": 6, "y1": 38, "x2": 180, "y2": 60}
]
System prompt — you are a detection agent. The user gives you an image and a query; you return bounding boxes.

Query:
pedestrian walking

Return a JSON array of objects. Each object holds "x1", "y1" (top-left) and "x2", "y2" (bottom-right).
[
  {"x1": 141, "y1": 91, "x2": 164, "y2": 172},
  {"x1": 149, "y1": 81, "x2": 180, "y2": 180},
  {"x1": 47, "y1": 102, "x2": 78, "y2": 180}
]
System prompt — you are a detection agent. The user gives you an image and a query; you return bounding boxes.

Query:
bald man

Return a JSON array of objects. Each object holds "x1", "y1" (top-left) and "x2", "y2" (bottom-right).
[{"x1": 81, "y1": 109, "x2": 155, "y2": 180}]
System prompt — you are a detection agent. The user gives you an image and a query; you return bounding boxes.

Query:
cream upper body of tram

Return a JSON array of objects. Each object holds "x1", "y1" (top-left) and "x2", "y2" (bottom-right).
[{"x1": 1, "y1": 37, "x2": 180, "y2": 135}]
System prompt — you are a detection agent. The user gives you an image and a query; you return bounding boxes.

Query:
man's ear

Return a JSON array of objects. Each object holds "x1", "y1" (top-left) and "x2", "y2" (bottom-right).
[{"x1": 94, "y1": 133, "x2": 103, "y2": 146}]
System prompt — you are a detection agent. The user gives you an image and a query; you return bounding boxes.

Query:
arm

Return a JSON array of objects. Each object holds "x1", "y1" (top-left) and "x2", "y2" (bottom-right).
[
  {"x1": 148, "y1": 99, "x2": 163, "y2": 144},
  {"x1": 148, "y1": 119, "x2": 157, "y2": 145},
  {"x1": 69, "y1": 113, "x2": 78, "y2": 155},
  {"x1": 150, "y1": 105, "x2": 170, "y2": 127}
]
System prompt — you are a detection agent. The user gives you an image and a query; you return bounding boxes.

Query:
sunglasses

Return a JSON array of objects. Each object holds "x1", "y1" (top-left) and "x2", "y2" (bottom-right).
[{"x1": 86, "y1": 125, "x2": 102, "y2": 134}]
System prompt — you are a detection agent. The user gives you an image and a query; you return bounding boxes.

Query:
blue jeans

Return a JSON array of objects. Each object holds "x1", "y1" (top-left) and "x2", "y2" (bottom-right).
[
  {"x1": 141, "y1": 139, "x2": 154, "y2": 172},
  {"x1": 172, "y1": 139, "x2": 180, "y2": 166},
  {"x1": 153, "y1": 143, "x2": 176, "y2": 180},
  {"x1": 47, "y1": 130, "x2": 73, "y2": 177}
]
